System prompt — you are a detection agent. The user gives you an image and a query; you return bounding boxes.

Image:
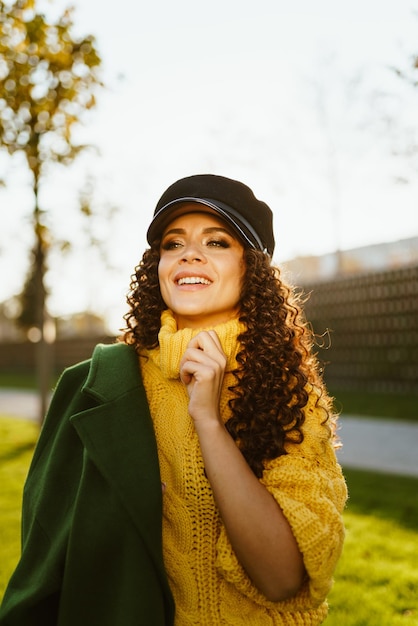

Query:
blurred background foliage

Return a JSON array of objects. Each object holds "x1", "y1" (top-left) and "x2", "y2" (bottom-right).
[{"x1": 0, "y1": 0, "x2": 103, "y2": 418}]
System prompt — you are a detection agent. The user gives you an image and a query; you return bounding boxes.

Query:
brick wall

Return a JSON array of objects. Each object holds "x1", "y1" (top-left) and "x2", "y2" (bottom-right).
[
  {"x1": 0, "y1": 336, "x2": 116, "y2": 376},
  {"x1": 301, "y1": 264, "x2": 418, "y2": 393}
]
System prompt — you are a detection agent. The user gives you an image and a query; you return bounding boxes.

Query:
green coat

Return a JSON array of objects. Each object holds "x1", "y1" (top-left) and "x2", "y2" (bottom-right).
[{"x1": 0, "y1": 343, "x2": 175, "y2": 626}]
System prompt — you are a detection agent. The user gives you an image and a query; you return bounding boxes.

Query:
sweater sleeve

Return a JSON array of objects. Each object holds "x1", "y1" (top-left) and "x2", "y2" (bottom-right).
[{"x1": 215, "y1": 387, "x2": 347, "y2": 608}]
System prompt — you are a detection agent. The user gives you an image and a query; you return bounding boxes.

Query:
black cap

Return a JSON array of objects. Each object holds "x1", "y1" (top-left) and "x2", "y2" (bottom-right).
[{"x1": 147, "y1": 174, "x2": 275, "y2": 256}]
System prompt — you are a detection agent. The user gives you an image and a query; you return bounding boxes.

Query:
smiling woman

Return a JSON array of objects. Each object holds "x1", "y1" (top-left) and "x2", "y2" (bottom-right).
[{"x1": 0, "y1": 174, "x2": 347, "y2": 626}]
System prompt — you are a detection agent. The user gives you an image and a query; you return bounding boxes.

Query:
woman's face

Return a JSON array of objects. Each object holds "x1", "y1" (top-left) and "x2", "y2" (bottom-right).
[{"x1": 158, "y1": 207, "x2": 245, "y2": 329}]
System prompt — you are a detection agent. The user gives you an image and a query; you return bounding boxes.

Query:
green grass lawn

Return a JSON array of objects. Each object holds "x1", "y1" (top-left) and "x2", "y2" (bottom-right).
[
  {"x1": 0, "y1": 417, "x2": 417, "y2": 624},
  {"x1": 0, "y1": 372, "x2": 58, "y2": 391},
  {"x1": 0, "y1": 416, "x2": 39, "y2": 600},
  {"x1": 0, "y1": 373, "x2": 39, "y2": 390},
  {"x1": 326, "y1": 469, "x2": 418, "y2": 625},
  {"x1": 330, "y1": 389, "x2": 418, "y2": 422}
]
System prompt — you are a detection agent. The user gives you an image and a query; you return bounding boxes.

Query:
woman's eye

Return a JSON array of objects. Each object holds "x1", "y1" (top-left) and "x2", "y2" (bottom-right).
[
  {"x1": 161, "y1": 240, "x2": 183, "y2": 250},
  {"x1": 161, "y1": 237, "x2": 231, "y2": 250},
  {"x1": 207, "y1": 239, "x2": 230, "y2": 248}
]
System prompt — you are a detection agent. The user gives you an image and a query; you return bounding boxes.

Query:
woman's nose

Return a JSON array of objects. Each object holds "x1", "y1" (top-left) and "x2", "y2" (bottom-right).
[{"x1": 180, "y1": 243, "x2": 206, "y2": 263}]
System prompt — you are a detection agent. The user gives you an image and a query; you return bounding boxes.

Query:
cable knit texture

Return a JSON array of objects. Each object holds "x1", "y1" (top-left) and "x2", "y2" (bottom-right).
[{"x1": 140, "y1": 310, "x2": 347, "y2": 625}]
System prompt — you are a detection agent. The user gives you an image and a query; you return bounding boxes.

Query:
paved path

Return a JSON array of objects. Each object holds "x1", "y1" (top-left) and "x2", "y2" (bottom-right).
[
  {"x1": 0, "y1": 389, "x2": 417, "y2": 478},
  {"x1": 336, "y1": 415, "x2": 418, "y2": 478},
  {"x1": 0, "y1": 389, "x2": 46, "y2": 422}
]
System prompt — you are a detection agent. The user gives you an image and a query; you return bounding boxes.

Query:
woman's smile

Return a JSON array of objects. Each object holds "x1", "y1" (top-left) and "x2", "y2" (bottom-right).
[{"x1": 175, "y1": 273, "x2": 212, "y2": 287}]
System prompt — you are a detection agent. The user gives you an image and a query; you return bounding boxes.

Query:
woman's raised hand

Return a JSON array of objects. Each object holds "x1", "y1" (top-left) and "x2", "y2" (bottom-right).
[{"x1": 179, "y1": 330, "x2": 227, "y2": 424}]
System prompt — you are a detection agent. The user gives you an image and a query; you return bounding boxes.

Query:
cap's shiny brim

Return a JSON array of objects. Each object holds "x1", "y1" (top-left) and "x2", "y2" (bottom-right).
[{"x1": 146, "y1": 197, "x2": 265, "y2": 252}]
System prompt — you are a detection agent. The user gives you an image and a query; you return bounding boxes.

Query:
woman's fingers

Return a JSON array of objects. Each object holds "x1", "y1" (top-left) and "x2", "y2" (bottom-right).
[
  {"x1": 180, "y1": 333, "x2": 226, "y2": 383},
  {"x1": 185, "y1": 330, "x2": 225, "y2": 360}
]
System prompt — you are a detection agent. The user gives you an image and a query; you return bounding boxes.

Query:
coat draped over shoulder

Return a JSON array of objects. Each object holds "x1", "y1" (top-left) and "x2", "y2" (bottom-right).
[{"x1": 0, "y1": 343, "x2": 175, "y2": 626}]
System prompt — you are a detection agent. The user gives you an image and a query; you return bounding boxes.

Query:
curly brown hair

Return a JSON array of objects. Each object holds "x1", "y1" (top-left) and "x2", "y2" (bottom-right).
[{"x1": 122, "y1": 245, "x2": 333, "y2": 478}]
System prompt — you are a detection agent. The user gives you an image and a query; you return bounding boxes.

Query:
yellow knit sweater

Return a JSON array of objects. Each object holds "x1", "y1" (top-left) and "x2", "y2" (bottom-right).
[{"x1": 140, "y1": 310, "x2": 347, "y2": 625}]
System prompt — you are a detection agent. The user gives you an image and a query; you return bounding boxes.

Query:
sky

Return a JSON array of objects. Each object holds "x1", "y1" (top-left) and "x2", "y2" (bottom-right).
[{"x1": 1, "y1": 0, "x2": 418, "y2": 332}]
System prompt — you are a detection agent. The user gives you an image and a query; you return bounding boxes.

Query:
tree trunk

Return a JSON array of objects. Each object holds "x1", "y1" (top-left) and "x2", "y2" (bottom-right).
[{"x1": 33, "y1": 189, "x2": 53, "y2": 424}]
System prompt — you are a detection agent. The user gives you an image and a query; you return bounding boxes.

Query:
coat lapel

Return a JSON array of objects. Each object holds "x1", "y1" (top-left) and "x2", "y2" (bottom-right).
[{"x1": 69, "y1": 344, "x2": 166, "y2": 580}]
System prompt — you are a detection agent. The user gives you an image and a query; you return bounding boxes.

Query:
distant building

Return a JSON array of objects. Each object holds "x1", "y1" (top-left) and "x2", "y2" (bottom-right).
[{"x1": 281, "y1": 236, "x2": 418, "y2": 285}]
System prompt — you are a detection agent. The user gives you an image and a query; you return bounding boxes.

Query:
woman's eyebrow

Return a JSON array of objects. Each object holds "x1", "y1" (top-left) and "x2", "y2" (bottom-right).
[
  {"x1": 202, "y1": 227, "x2": 232, "y2": 235},
  {"x1": 162, "y1": 226, "x2": 233, "y2": 237},
  {"x1": 162, "y1": 228, "x2": 185, "y2": 237}
]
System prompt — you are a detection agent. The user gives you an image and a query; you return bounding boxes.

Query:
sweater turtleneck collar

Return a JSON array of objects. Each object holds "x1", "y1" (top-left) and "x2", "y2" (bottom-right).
[{"x1": 147, "y1": 309, "x2": 246, "y2": 380}]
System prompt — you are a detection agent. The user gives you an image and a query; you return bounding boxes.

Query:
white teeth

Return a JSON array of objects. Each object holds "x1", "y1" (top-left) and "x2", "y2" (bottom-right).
[{"x1": 178, "y1": 277, "x2": 211, "y2": 285}]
